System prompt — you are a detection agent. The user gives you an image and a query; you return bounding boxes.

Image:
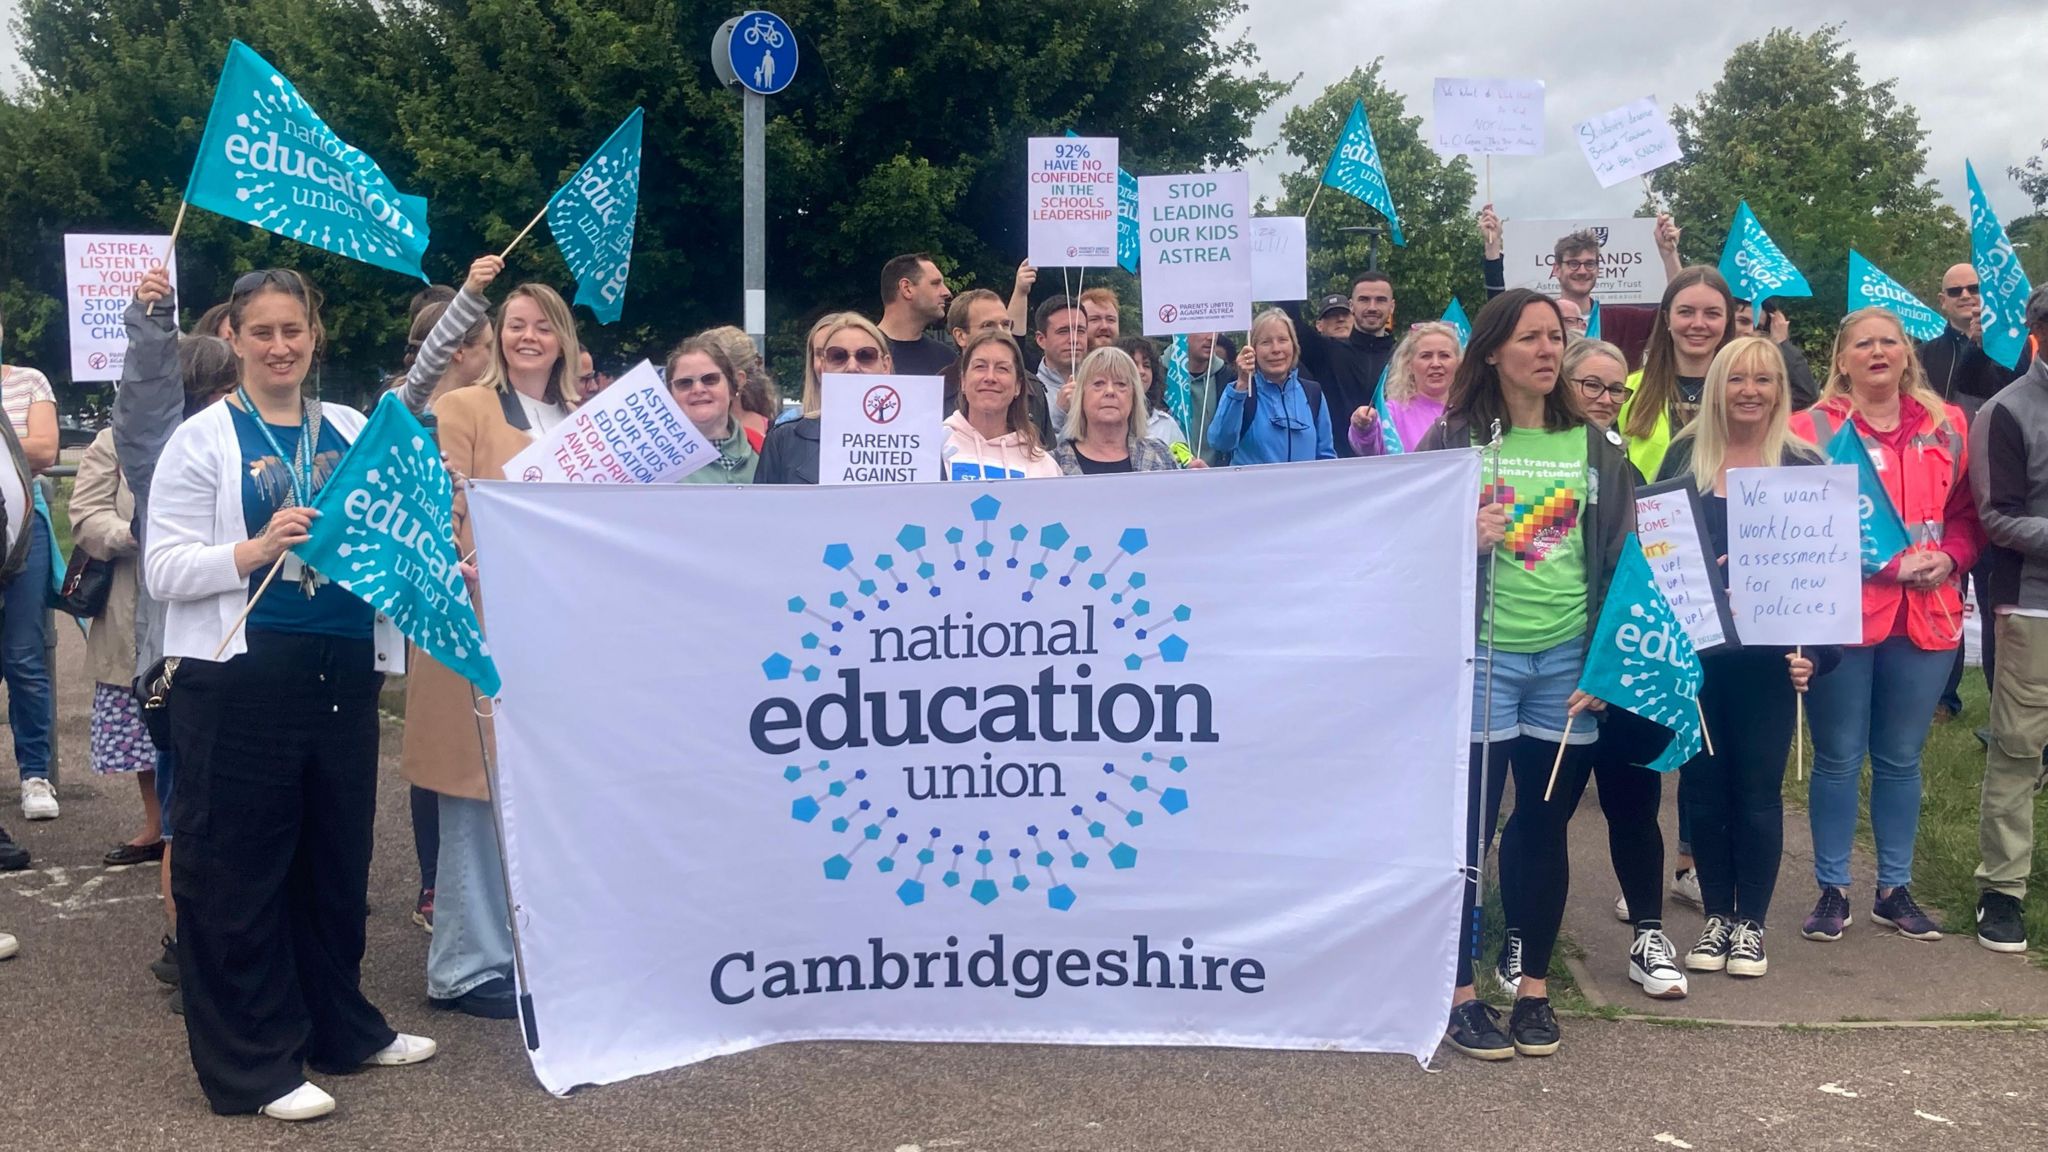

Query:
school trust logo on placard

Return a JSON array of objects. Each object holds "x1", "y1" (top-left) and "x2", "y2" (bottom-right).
[{"x1": 747, "y1": 493, "x2": 1215, "y2": 912}]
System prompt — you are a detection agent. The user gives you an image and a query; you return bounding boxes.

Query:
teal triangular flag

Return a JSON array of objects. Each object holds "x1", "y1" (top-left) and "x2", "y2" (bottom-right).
[
  {"x1": 1846, "y1": 250, "x2": 1944, "y2": 342},
  {"x1": 1717, "y1": 200, "x2": 1811, "y2": 323},
  {"x1": 1823, "y1": 420, "x2": 1913, "y2": 577},
  {"x1": 1577, "y1": 536, "x2": 1702, "y2": 774},
  {"x1": 546, "y1": 108, "x2": 644, "y2": 324},
  {"x1": 1321, "y1": 100, "x2": 1405, "y2": 245},
  {"x1": 1585, "y1": 299, "x2": 1603, "y2": 340},
  {"x1": 1967, "y1": 161, "x2": 2036, "y2": 371},
  {"x1": 1441, "y1": 297, "x2": 1471, "y2": 347}
]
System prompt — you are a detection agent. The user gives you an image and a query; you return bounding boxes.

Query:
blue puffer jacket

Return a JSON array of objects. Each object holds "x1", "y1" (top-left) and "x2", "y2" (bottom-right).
[{"x1": 1204, "y1": 367, "x2": 1334, "y2": 465}]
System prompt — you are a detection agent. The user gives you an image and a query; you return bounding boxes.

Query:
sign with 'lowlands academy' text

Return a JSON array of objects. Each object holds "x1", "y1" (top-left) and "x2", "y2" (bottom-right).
[
  {"x1": 65, "y1": 235, "x2": 176, "y2": 381},
  {"x1": 1026, "y1": 137, "x2": 1119, "y2": 268},
  {"x1": 466, "y1": 453, "x2": 1479, "y2": 1092},
  {"x1": 1501, "y1": 217, "x2": 1667, "y2": 306},
  {"x1": 1138, "y1": 172, "x2": 1252, "y2": 336}
]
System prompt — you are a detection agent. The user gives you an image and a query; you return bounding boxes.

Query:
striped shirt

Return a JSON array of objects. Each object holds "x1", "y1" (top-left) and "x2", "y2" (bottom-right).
[{"x1": 1, "y1": 366, "x2": 55, "y2": 439}]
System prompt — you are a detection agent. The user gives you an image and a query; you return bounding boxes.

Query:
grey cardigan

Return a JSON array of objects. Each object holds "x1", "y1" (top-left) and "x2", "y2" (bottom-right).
[{"x1": 1052, "y1": 436, "x2": 1179, "y2": 475}]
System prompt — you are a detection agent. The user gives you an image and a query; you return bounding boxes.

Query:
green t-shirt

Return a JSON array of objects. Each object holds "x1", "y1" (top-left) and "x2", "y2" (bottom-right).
[{"x1": 1484, "y1": 427, "x2": 1589, "y2": 652}]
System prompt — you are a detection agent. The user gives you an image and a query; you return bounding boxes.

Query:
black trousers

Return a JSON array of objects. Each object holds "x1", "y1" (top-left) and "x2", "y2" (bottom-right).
[
  {"x1": 1458, "y1": 736, "x2": 1591, "y2": 987},
  {"x1": 170, "y1": 631, "x2": 395, "y2": 1115},
  {"x1": 1574, "y1": 738, "x2": 1666, "y2": 927},
  {"x1": 1681, "y1": 647, "x2": 1798, "y2": 924},
  {"x1": 410, "y1": 785, "x2": 439, "y2": 891}
]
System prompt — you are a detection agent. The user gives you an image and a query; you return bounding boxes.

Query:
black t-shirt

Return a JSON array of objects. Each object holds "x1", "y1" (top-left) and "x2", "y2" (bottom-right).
[
  {"x1": 888, "y1": 335, "x2": 958, "y2": 378},
  {"x1": 1673, "y1": 374, "x2": 1707, "y2": 431},
  {"x1": 1074, "y1": 453, "x2": 1134, "y2": 475}
]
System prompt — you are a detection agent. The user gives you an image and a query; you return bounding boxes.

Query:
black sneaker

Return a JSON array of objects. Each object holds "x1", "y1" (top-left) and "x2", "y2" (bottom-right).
[
  {"x1": 1727, "y1": 920, "x2": 1768, "y2": 977},
  {"x1": 1976, "y1": 891, "x2": 2028, "y2": 954},
  {"x1": 0, "y1": 825, "x2": 27, "y2": 872},
  {"x1": 1444, "y1": 999, "x2": 1513, "y2": 1061},
  {"x1": 1872, "y1": 885, "x2": 1943, "y2": 940},
  {"x1": 150, "y1": 935, "x2": 180, "y2": 986},
  {"x1": 1493, "y1": 929, "x2": 1524, "y2": 995},
  {"x1": 1508, "y1": 996, "x2": 1561, "y2": 1057},
  {"x1": 432, "y1": 976, "x2": 519, "y2": 1020},
  {"x1": 1686, "y1": 915, "x2": 1733, "y2": 972}
]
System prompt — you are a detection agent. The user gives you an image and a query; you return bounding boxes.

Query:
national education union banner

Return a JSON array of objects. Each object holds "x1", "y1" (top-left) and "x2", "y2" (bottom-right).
[{"x1": 466, "y1": 455, "x2": 1479, "y2": 1093}]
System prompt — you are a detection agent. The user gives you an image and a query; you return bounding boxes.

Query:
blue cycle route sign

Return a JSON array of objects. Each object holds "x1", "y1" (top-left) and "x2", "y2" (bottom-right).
[{"x1": 728, "y1": 11, "x2": 798, "y2": 96}]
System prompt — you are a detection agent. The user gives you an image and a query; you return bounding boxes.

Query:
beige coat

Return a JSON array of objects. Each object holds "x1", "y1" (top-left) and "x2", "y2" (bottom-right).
[
  {"x1": 73, "y1": 428, "x2": 140, "y2": 688},
  {"x1": 401, "y1": 385, "x2": 534, "y2": 801}
]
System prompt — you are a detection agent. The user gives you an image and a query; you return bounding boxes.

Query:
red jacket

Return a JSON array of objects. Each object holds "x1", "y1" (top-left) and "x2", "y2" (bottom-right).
[{"x1": 1789, "y1": 393, "x2": 1983, "y2": 650}]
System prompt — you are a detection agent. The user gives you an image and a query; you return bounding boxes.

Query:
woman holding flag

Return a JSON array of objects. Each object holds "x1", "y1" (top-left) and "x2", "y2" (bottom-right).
[
  {"x1": 1350, "y1": 321, "x2": 1460, "y2": 456},
  {"x1": 1418, "y1": 289, "x2": 1634, "y2": 1060},
  {"x1": 1788, "y1": 308, "x2": 1983, "y2": 945},
  {"x1": 1655, "y1": 336, "x2": 1829, "y2": 978},
  {"x1": 145, "y1": 269, "x2": 435, "y2": 1121}
]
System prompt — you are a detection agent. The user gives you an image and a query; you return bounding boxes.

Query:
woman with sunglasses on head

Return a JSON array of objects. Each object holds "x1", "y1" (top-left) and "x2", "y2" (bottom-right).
[
  {"x1": 756, "y1": 313, "x2": 895, "y2": 485},
  {"x1": 1207, "y1": 308, "x2": 1335, "y2": 465},
  {"x1": 1349, "y1": 321, "x2": 1461, "y2": 456},
  {"x1": 399, "y1": 261, "x2": 582, "y2": 1023},
  {"x1": 1054, "y1": 347, "x2": 1178, "y2": 475},
  {"x1": 1786, "y1": 307, "x2": 1983, "y2": 946},
  {"x1": 943, "y1": 330, "x2": 1059, "y2": 480},
  {"x1": 1616, "y1": 268, "x2": 1737, "y2": 480},
  {"x1": 665, "y1": 335, "x2": 758, "y2": 483},
  {"x1": 1654, "y1": 336, "x2": 1831, "y2": 980},
  {"x1": 1417, "y1": 289, "x2": 1634, "y2": 1060},
  {"x1": 146, "y1": 269, "x2": 434, "y2": 1121}
]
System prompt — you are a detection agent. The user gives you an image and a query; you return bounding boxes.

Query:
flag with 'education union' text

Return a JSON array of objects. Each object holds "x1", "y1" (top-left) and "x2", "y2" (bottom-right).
[
  {"x1": 1163, "y1": 335, "x2": 1194, "y2": 446},
  {"x1": 1321, "y1": 100, "x2": 1405, "y2": 246},
  {"x1": 186, "y1": 40, "x2": 431, "y2": 280},
  {"x1": 1968, "y1": 161, "x2": 2036, "y2": 371},
  {"x1": 547, "y1": 108, "x2": 644, "y2": 324},
  {"x1": 1441, "y1": 297, "x2": 1471, "y2": 347},
  {"x1": 294, "y1": 394, "x2": 500, "y2": 696},
  {"x1": 1577, "y1": 536, "x2": 1701, "y2": 774},
  {"x1": 1847, "y1": 250, "x2": 1944, "y2": 343},
  {"x1": 1716, "y1": 200, "x2": 1810, "y2": 323},
  {"x1": 1824, "y1": 420, "x2": 1913, "y2": 578}
]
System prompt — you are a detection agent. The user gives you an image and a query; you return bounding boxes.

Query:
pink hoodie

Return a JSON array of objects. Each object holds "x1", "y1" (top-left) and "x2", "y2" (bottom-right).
[{"x1": 941, "y1": 412, "x2": 1062, "y2": 480}]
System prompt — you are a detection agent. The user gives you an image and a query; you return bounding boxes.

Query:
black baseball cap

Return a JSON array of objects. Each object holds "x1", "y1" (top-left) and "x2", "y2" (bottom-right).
[{"x1": 1318, "y1": 294, "x2": 1350, "y2": 317}]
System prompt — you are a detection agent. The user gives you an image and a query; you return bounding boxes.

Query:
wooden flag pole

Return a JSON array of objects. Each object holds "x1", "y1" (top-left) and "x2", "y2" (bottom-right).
[
  {"x1": 499, "y1": 205, "x2": 548, "y2": 261},
  {"x1": 210, "y1": 554, "x2": 288, "y2": 661},
  {"x1": 1543, "y1": 713, "x2": 1576, "y2": 802},
  {"x1": 1484, "y1": 156, "x2": 1492, "y2": 206},
  {"x1": 1304, "y1": 181, "x2": 1324, "y2": 223},
  {"x1": 1795, "y1": 645, "x2": 1807, "y2": 781},
  {"x1": 1697, "y1": 698, "x2": 1715, "y2": 758},
  {"x1": 166, "y1": 200, "x2": 189, "y2": 252}
]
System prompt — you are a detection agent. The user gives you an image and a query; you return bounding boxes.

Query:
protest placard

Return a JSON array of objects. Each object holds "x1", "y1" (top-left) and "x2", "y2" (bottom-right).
[
  {"x1": 1431, "y1": 77, "x2": 1544, "y2": 156},
  {"x1": 818, "y1": 373, "x2": 944, "y2": 485},
  {"x1": 1634, "y1": 479, "x2": 1735, "y2": 652},
  {"x1": 1501, "y1": 217, "x2": 1667, "y2": 305},
  {"x1": 65, "y1": 234, "x2": 177, "y2": 381},
  {"x1": 1574, "y1": 97, "x2": 1683, "y2": 189},
  {"x1": 1725, "y1": 465, "x2": 1862, "y2": 645},
  {"x1": 1026, "y1": 137, "x2": 1119, "y2": 268},
  {"x1": 1250, "y1": 216, "x2": 1307, "y2": 302},
  {"x1": 1138, "y1": 172, "x2": 1252, "y2": 336},
  {"x1": 503, "y1": 360, "x2": 715, "y2": 483}
]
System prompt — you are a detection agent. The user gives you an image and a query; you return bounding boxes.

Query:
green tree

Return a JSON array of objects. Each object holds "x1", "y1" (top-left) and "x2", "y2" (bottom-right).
[
  {"x1": 1649, "y1": 25, "x2": 1964, "y2": 345},
  {"x1": 1272, "y1": 62, "x2": 1483, "y2": 327},
  {"x1": 2012, "y1": 139, "x2": 2047, "y2": 210}
]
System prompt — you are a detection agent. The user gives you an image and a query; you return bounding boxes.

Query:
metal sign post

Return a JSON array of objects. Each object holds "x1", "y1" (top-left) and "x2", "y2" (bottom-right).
[{"x1": 711, "y1": 10, "x2": 798, "y2": 357}]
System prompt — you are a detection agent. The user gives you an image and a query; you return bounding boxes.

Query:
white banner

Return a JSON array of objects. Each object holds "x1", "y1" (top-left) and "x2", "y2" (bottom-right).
[
  {"x1": 1026, "y1": 137, "x2": 1119, "y2": 268},
  {"x1": 1250, "y1": 216, "x2": 1308, "y2": 303},
  {"x1": 65, "y1": 234, "x2": 176, "y2": 381},
  {"x1": 1502, "y1": 217, "x2": 1667, "y2": 305},
  {"x1": 1430, "y1": 77, "x2": 1544, "y2": 157},
  {"x1": 502, "y1": 361, "x2": 714, "y2": 483},
  {"x1": 1575, "y1": 97, "x2": 1683, "y2": 189},
  {"x1": 818, "y1": 373, "x2": 944, "y2": 485},
  {"x1": 1726, "y1": 465, "x2": 1863, "y2": 645},
  {"x1": 466, "y1": 453, "x2": 1480, "y2": 1093},
  {"x1": 1138, "y1": 172, "x2": 1252, "y2": 336}
]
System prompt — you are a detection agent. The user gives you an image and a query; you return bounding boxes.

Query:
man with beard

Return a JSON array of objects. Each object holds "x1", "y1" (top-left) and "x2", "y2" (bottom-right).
[
  {"x1": 1286, "y1": 273, "x2": 1397, "y2": 459},
  {"x1": 877, "y1": 252, "x2": 957, "y2": 376},
  {"x1": 1479, "y1": 209, "x2": 1683, "y2": 371}
]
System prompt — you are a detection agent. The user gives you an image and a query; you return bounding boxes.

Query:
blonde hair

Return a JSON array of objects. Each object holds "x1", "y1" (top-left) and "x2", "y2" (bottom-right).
[
  {"x1": 1065, "y1": 346, "x2": 1149, "y2": 443},
  {"x1": 1669, "y1": 336, "x2": 1816, "y2": 491},
  {"x1": 1385, "y1": 322, "x2": 1462, "y2": 404},
  {"x1": 1247, "y1": 308, "x2": 1298, "y2": 378},
  {"x1": 801, "y1": 312, "x2": 892, "y2": 419},
  {"x1": 495, "y1": 283, "x2": 582, "y2": 406},
  {"x1": 1825, "y1": 307, "x2": 1943, "y2": 411}
]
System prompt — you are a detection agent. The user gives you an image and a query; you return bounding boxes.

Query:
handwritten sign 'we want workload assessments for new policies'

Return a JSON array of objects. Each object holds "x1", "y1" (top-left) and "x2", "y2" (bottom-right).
[{"x1": 1725, "y1": 465, "x2": 1863, "y2": 646}]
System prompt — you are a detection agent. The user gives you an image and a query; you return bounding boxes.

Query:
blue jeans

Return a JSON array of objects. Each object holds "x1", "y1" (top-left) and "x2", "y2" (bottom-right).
[
  {"x1": 1471, "y1": 639, "x2": 1596, "y2": 745},
  {"x1": 3, "y1": 512, "x2": 53, "y2": 781},
  {"x1": 1805, "y1": 636, "x2": 1953, "y2": 890},
  {"x1": 426, "y1": 794, "x2": 514, "y2": 1000}
]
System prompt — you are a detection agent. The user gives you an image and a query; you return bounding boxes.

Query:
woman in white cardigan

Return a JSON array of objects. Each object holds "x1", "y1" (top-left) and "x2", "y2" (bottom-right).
[{"x1": 143, "y1": 269, "x2": 434, "y2": 1122}]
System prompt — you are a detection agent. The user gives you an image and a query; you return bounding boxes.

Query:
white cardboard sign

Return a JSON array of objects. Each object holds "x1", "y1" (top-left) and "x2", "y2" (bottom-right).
[
  {"x1": 1025, "y1": 137, "x2": 1119, "y2": 268},
  {"x1": 1431, "y1": 77, "x2": 1544, "y2": 157},
  {"x1": 1250, "y1": 216, "x2": 1308, "y2": 303},
  {"x1": 1501, "y1": 217, "x2": 1668, "y2": 305},
  {"x1": 1138, "y1": 172, "x2": 1253, "y2": 336},
  {"x1": 1725, "y1": 465, "x2": 1863, "y2": 645},
  {"x1": 1634, "y1": 481, "x2": 1732, "y2": 652},
  {"x1": 503, "y1": 360, "x2": 716, "y2": 483},
  {"x1": 818, "y1": 373, "x2": 944, "y2": 485},
  {"x1": 1574, "y1": 97, "x2": 1683, "y2": 189},
  {"x1": 65, "y1": 234, "x2": 177, "y2": 381}
]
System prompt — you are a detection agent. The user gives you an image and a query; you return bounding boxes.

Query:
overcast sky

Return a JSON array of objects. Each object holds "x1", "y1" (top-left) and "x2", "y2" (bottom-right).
[{"x1": 3, "y1": 2, "x2": 2040, "y2": 223}]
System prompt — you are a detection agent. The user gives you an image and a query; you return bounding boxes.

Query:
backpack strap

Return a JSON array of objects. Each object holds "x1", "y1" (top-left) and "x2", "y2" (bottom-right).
[{"x1": 1239, "y1": 377, "x2": 1327, "y2": 438}]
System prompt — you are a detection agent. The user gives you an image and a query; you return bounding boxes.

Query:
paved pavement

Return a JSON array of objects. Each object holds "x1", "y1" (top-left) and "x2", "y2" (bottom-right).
[{"x1": 4, "y1": 628, "x2": 2047, "y2": 1150}]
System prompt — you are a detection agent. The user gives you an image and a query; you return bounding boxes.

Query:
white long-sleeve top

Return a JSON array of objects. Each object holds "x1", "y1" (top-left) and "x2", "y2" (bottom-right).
[{"x1": 143, "y1": 398, "x2": 404, "y2": 671}]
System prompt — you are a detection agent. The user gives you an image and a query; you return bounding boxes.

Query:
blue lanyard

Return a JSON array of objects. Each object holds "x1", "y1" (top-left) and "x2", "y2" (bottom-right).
[{"x1": 236, "y1": 387, "x2": 317, "y2": 508}]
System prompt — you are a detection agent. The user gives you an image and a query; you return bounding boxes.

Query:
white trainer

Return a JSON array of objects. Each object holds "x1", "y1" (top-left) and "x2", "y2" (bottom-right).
[
  {"x1": 1670, "y1": 867, "x2": 1703, "y2": 911},
  {"x1": 19, "y1": 778, "x2": 57, "y2": 821},
  {"x1": 1628, "y1": 927, "x2": 1689, "y2": 999},
  {"x1": 259, "y1": 1082, "x2": 335, "y2": 1122},
  {"x1": 1614, "y1": 893, "x2": 1630, "y2": 921},
  {"x1": 0, "y1": 931, "x2": 17, "y2": 960},
  {"x1": 364, "y1": 1033, "x2": 438, "y2": 1067}
]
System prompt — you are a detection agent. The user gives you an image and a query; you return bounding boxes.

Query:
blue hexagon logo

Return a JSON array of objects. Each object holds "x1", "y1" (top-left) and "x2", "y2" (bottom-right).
[
  {"x1": 970, "y1": 878, "x2": 1000, "y2": 905},
  {"x1": 945, "y1": 526, "x2": 965, "y2": 544},
  {"x1": 1158, "y1": 634, "x2": 1190, "y2": 662},
  {"x1": 876, "y1": 856, "x2": 896, "y2": 873},
  {"x1": 1040, "y1": 523, "x2": 1070, "y2": 549},
  {"x1": 822, "y1": 543, "x2": 854, "y2": 570},
  {"x1": 762, "y1": 653, "x2": 794, "y2": 680},
  {"x1": 897, "y1": 879, "x2": 926, "y2": 906},
  {"x1": 970, "y1": 495, "x2": 1002, "y2": 522},
  {"x1": 1159, "y1": 788, "x2": 1189, "y2": 815},
  {"x1": 1118, "y1": 528, "x2": 1149, "y2": 554},
  {"x1": 800, "y1": 633, "x2": 819, "y2": 650},
  {"x1": 1088, "y1": 573, "x2": 1108, "y2": 590},
  {"x1": 823, "y1": 854, "x2": 853, "y2": 880},
  {"x1": 942, "y1": 870, "x2": 961, "y2": 888},
  {"x1": 1129, "y1": 572, "x2": 1147, "y2": 589},
  {"x1": 1073, "y1": 546, "x2": 1093, "y2": 562},
  {"x1": 790, "y1": 796, "x2": 821, "y2": 822},
  {"x1": 1010, "y1": 874, "x2": 1030, "y2": 892},
  {"x1": 1109, "y1": 843, "x2": 1139, "y2": 869},
  {"x1": 896, "y1": 525, "x2": 927, "y2": 551},
  {"x1": 1029, "y1": 562, "x2": 1049, "y2": 579},
  {"x1": 786, "y1": 596, "x2": 806, "y2": 613},
  {"x1": 1173, "y1": 604, "x2": 1192, "y2": 622},
  {"x1": 829, "y1": 591, "x2": 849, "y2": 609},
  {"x1": 1132, "y1": 599, "x2": 1151, "y2": 616},
  {"x1": 974, "y1": 540, "x2": 995, "y2": 558},
  {"x1": 1047, "y1": 884, "x2": 1077, "y2": 911}
]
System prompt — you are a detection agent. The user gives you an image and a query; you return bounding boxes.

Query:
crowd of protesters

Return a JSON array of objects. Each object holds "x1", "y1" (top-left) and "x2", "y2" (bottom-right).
[{"x1": 0, "y1": 205, "x2": 2044, "y2": 1113}]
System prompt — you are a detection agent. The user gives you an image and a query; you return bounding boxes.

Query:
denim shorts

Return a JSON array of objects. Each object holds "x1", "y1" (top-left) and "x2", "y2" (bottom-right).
[{"x1": 1471, "y1": 639, "x2": 1597, "y2": 745}]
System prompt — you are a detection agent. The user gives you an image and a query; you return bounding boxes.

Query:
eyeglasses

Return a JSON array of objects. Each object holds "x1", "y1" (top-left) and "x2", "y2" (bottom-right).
[
  {"x1": 822, "y1": 346, "x2": 883, "y2": 368},
  {"x1": 578, "y1": 371, "x2": 599, "y2": 386},
  {"x1": 1943, "y1": 283, "x2": 1982, "y2": 298},
  {"x1": 669, "y1": 372, "x2": 725, "y2": 391},
  {"x1": 1573, "y1": 377, "x2": 1632, "y2": 401},
  {"x1": 1559, "y1": 259, "x2": 1600, "y2": 273},
  {"x1": 230, "y1": 269, "x2": 306, "y2": 298}
]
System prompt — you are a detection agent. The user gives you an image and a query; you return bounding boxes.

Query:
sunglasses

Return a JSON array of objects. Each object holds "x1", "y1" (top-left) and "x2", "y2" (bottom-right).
[
  {"x1": 669, "y1": 371, "x2": 725, "y2": 391},
  {"x1": 1943, "y1": 283, "x2": 1982, "y2": 298},
  {"x1": 231, "y1": 269, "x2": 307, "y2": 298},
  {"x1": 1573, "y1": 377, "x2": 1632, "y2": 401},
  {"x1": 822, "y1": 346, "x2": 883, "y2": 368}
]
